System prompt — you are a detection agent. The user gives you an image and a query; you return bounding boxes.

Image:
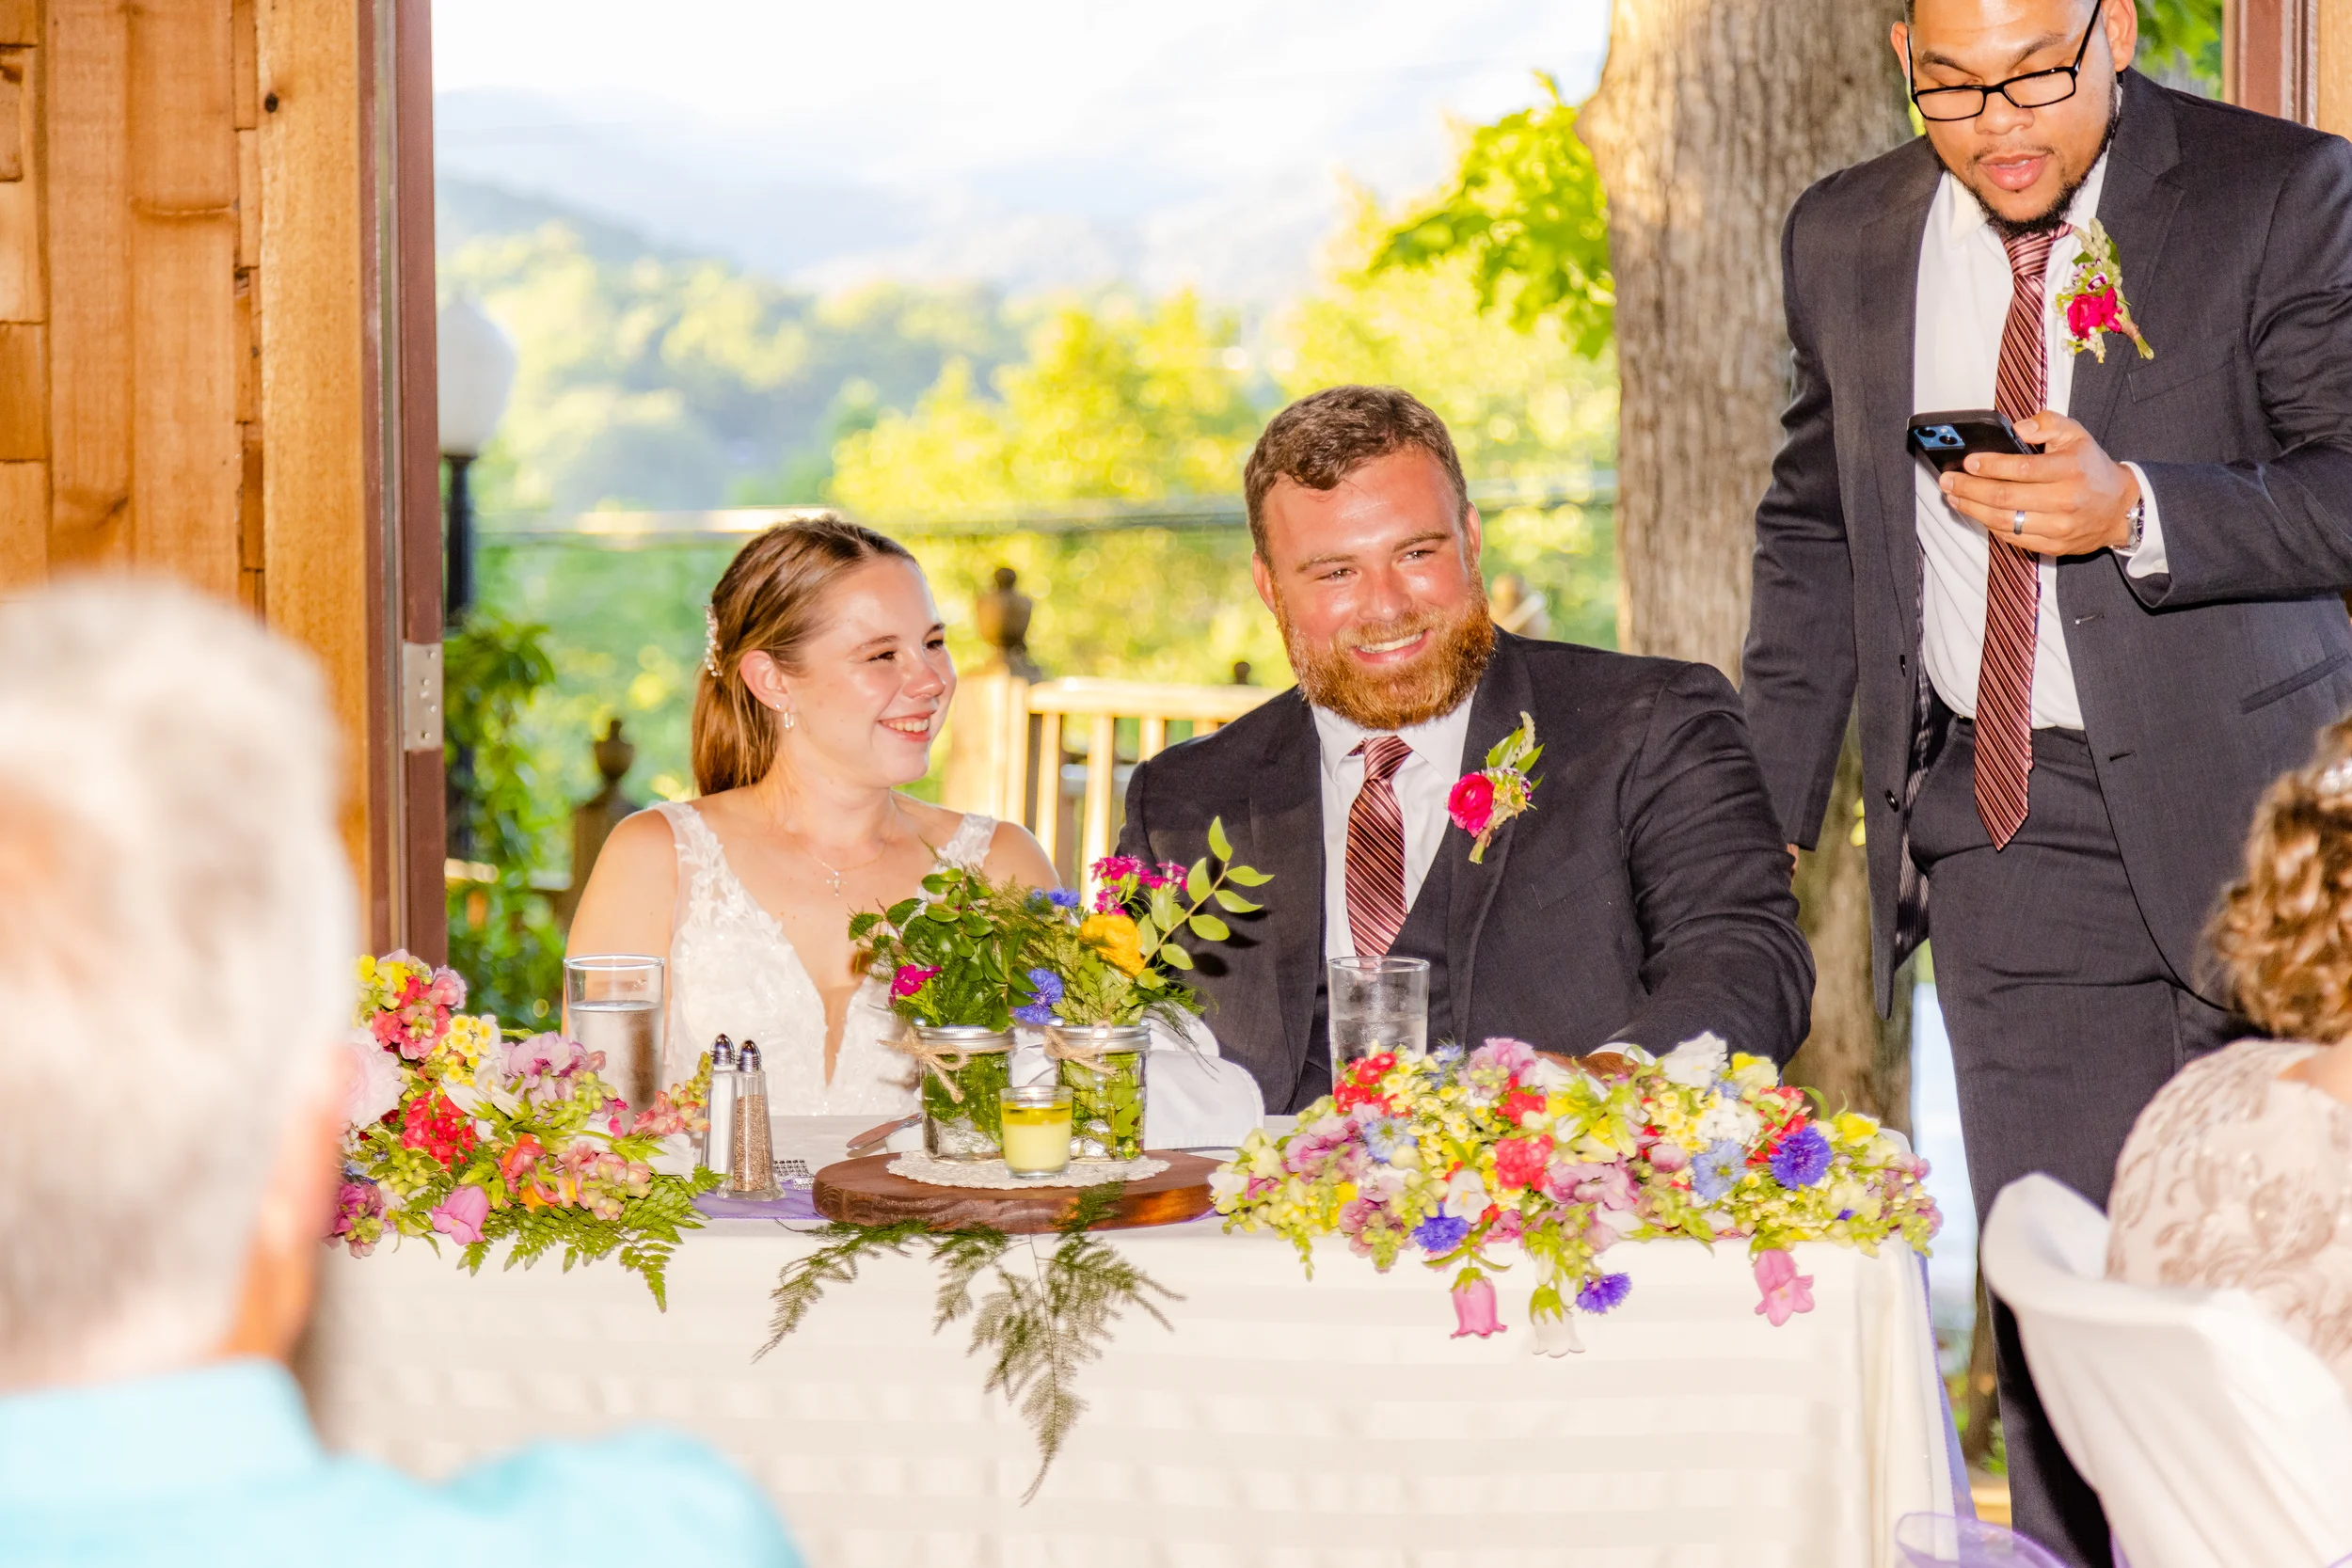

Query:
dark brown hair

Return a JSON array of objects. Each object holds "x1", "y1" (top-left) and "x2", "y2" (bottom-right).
[
  {"x1": 691, "y1": 515, "x2": 916, "y2": 795},
  {"x1": 2211, "y1": 715, "x2": 2352, "y2": 1043},
  {"x1": 1243, "y1": 385, "x2": 1469, "y2": 559}
]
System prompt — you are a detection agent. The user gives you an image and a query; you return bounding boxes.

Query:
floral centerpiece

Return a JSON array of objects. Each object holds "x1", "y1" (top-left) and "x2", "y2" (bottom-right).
[
  {"x1": 854, "y1": 868, "x2": 1037, "y2": 1156},
  {"x1": 1212, "y1": 1032, "x2": 1939, "y2": 1347},
  {"x1": 1014, "y1": 818, "x2": 1270, "y2": 1158},
  {"x1": 330, "y1": 952, "x2": 718, "y2": 1306}
]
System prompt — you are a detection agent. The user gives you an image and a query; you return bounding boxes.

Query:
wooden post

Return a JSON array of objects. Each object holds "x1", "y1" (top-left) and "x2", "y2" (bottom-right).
[
  {"x1": 2231, "y1": 0, "x2": 2319, "y2": 121},
  {"x1": 2315, "y1": 0, "x2": 2352, "y2": 135}
]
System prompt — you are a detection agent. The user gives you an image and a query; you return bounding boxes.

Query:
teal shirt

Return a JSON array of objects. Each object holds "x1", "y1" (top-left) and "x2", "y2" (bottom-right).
[{"x1": 0, "y1": 1359, "x2": 801, "y2": 1568}]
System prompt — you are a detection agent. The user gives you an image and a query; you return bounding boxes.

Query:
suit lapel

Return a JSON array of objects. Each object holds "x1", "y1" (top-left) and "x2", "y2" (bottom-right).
[
  {"x1": 1444, "y1": 635, "x2": 1534, "y2": 1047},
  {"x1": 1247, "y1": 693, "x2": 1327, "y2": 1093},
  {"x1": 1857, "y1": 144, "x2": 1942, "y2": 644},
  {"x1": 2071, "y1": 71, "x2": 2183, "y2": 444}
]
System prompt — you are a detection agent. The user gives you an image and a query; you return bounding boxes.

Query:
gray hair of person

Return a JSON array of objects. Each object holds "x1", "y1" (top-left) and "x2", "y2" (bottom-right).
[{"x1": 0, "y1": 578, "x2": 354, "y2": 1384}]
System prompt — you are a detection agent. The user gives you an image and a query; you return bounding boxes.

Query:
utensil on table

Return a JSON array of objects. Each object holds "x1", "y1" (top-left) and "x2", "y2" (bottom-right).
[{"x1": 845, "y1": 1114, "x2": 918, "y2": 1155}]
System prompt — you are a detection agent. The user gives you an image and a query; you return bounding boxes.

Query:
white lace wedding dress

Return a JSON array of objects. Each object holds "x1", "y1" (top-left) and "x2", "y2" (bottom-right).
[{"x1": 652, "y1": 800, "x2": 999, "y2": 1115}]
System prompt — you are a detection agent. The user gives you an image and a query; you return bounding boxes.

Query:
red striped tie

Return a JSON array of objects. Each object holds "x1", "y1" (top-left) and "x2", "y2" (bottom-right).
[
  {"x1": 1344, "y1": 736, "x2": 1413, "y2": 958},
  {"x1": 1977, "y1": 228, "x2": 2061, "y2": 849}
]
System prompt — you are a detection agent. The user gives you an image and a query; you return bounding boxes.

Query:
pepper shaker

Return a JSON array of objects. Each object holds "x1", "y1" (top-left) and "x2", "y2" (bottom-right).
[{"x1": 728, "y1": 1041, "x2": 780, "y2": 1199}]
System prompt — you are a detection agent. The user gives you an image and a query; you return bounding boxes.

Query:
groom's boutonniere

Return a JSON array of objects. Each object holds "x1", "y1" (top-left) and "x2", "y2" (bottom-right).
[
  {"x1": 2055, "y1": 220, "x2": 2153, "y2": 364},
  {"x1": 1448, "y1": 712, "x2": 1541, "y2": 864}
]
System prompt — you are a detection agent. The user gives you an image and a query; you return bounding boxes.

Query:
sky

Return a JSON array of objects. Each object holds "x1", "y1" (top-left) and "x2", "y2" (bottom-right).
[{"x1": 431, "y1": 0, "x2": 1613, "y2": 303}]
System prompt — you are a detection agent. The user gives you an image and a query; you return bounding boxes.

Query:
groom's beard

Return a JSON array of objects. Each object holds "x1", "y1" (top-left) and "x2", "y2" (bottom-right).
[{"x1": 1274, "y1": 594, "x2": 1496, "y2": 732}]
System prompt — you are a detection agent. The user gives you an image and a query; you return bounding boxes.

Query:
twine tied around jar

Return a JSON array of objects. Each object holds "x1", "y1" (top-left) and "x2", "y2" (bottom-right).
[
  {"x1": 890, "y1": 1028, "x2": 975, "y2": 1102},
  {"x1": 1043, "y1": 1024, "x2": 1137, "y2": 1075}
]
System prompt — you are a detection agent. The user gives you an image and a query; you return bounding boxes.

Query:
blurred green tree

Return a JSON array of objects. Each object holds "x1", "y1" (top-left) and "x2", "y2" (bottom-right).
[{"x1": 444, "y1": 610, "x2": 566, "y2": 1024}]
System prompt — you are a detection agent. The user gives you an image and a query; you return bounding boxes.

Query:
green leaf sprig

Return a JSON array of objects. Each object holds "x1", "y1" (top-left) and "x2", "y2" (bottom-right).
[{"x1": 760, "y1": 1182, "x2": 1177, "y2": 1502}]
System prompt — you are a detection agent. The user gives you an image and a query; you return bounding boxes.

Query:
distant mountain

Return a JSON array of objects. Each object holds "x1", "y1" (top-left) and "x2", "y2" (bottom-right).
[{"x1": 434, "y1": 86, "x2": 1400, "y2": 308}]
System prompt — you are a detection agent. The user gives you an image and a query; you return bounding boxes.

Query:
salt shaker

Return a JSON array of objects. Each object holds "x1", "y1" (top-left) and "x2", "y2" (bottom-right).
[
  {"x1": 727, "y1": 1040, "x2": 780, "y2": 1199},
  {"x1": 705, "y1": 1035, "x2": 739, "y2": 1178}
]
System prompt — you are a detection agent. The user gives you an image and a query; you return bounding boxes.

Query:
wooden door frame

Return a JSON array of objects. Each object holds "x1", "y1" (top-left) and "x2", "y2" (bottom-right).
[
  {"x1": 358, "y1": 0, "x2": 445, "y2": 960},
  {"x1": 2228, "y1": 0, "x2": 2320, "y2": 120}
]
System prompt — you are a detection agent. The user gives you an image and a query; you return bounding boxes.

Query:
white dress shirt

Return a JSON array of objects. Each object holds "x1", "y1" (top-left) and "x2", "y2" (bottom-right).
[
  {"x1": 1913, "y1": 156, "x2": 2167, "y2": 728},
  {"x1": 1312, "y1": 698, "x2": 1475, "y2": 961}
]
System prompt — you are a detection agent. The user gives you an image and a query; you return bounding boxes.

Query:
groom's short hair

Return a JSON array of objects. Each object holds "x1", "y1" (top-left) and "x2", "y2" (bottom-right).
[{"x1": 1244, "y1": 385, "x2": 1470, "y2": 560}]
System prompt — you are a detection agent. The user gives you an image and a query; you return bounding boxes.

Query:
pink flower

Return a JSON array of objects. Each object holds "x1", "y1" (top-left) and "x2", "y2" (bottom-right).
[
  {"x1": 1486, "y1": 1208, "x2": 1525, "y2": 1244},
  {"x1": 1449, "y1": 1272, "x2": 1505, "y2": 1338},
  {"x1": 1448, "y1": 771, "x2": 1497, "y2": 836},
  {"x1": 891, "y1": 963, "x2": 940, "y2": 1000},
  {"x1": 429, "y1": 1182, "x2": 491, "y2": 1246},
  {"x1": 1492, "y1": 1134, "x2": 1554, "y2": 1191},
  {"x1": 1645, "y1": 1140, "x2": 1690, "y2": 1175},
  {"x1": 1752, "y1": 1248, "x2": 1815, "y2": 1327},
  {"x1": 2067, "y1": 287, "x2": 2122, "y2": 340}
]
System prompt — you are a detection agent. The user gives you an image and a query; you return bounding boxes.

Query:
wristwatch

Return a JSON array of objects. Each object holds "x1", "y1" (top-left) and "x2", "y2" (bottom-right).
[{"x1": 2118, "y1": 493, "x2": 2146, "y2": 556}]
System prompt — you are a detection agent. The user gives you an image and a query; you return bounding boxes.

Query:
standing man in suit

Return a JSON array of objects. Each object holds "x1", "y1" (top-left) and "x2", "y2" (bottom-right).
[
  {"x1": 1120, "y1": 385, "x2": 1812, "y2": 1115},
  {"x1": 1743, "y1": 1, "x2": 2352, "y2": 1558}
]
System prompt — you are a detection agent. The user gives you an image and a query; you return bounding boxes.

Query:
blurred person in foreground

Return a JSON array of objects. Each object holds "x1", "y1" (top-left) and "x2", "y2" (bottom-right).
[
  {"x1": 0, "y1": 580, "x2": 798, "y2": 1568},
  {"x1": 1116, "y1": 386, "x2": 1813, "y2": 1114},
  {"x1": 2108, "y1": 714, "x2": 2352, "y2": 1393}
]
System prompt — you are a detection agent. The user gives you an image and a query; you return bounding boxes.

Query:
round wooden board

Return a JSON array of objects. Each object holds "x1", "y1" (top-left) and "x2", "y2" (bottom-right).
[{"x1": 812, "y1": 1151, "x2": 1218, "y2": 1233}]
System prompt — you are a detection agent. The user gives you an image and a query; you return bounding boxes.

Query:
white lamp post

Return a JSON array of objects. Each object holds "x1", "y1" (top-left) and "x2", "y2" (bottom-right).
[{"x1": 437, "y1": 295, "x2": 516, "y2": 627}]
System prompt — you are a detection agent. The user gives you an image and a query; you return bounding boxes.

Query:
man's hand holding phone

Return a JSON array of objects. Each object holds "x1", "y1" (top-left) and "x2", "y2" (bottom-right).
[{"x1": 1937, "y1": 410, "x2": 2140, "y2": 558}]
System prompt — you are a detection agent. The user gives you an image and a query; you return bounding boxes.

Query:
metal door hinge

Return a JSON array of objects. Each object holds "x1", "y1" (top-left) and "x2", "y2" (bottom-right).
[{"x1": 401, "y1": 640, "x2": 443, "y2": 752}]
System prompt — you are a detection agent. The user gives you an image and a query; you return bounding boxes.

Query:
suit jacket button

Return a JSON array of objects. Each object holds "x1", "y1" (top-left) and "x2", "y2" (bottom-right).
[{"x1": 1883, "y1": 789, "x2": 1898, "y2": 811}]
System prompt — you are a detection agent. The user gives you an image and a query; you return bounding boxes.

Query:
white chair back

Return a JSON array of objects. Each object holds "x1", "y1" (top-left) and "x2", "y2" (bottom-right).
[{"x1": 1979, "y1": 1174, "x2": 2352, "y2": 1568}]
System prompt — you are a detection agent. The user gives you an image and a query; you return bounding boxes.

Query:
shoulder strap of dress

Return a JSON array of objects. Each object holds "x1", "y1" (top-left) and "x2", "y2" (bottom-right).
[
  {"x1": 651, "y1": 800, "x2": 723, "y2": 904},
  {"x1": 937, "y1": 812, "x2": 998, "y2": 871}
]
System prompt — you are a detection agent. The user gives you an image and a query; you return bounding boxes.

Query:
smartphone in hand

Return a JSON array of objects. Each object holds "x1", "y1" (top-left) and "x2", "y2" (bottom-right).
[{"x1": 1908, "y1": 408, "x2": 2041, "y2": 476}]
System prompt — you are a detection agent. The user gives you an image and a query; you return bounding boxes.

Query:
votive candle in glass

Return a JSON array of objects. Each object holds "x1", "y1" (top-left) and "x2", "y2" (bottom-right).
[{"x1": 999, "y1": 1085, "x2": 1074, "y2": 1181}]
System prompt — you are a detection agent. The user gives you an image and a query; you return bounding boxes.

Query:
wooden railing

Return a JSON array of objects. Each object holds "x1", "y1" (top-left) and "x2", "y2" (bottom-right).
[{"x1": 942, "y1": 669, "x2": 1270, "y2": 891}]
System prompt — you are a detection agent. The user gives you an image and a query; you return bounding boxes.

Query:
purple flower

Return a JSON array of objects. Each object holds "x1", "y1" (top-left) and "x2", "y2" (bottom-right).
[
  {"x1": 1575, "y1": 1272, "x2": 1632, "y2": 1313},
  {"x1": 1361, "y1": 1116, "x2": 1411, "y2": 1164},
  {"x1": 1691, "y1": 1140, "x2": 1745, "y2": 1203},
  {"x1": 1769, "y1": 1124, "x2": 1833, "y2": 1189},
  {"x1": 1013, "y1": 967, "x2": 1064, "y2": 1025},
  {"x1": 1413, "y1": 1213, "x2": 1471, "y2": 1255},
  {"x1": 1046, "y1": 887, "x2": 1081, "y2": 910}
]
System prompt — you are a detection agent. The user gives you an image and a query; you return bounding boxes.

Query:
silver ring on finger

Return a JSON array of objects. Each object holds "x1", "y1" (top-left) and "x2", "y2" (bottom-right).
[{"x1": 2011, "y1": 509, "x2": 2026, "y2": 537}]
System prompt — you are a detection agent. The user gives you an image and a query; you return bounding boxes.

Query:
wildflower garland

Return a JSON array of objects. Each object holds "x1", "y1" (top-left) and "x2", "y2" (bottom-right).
[
  {"x1": 1213, "y1": 1034, "x2": 1940, "y2": 1347},
  {"x1": 331, "y1": 953, "x2": 720, "y2": 1307}
]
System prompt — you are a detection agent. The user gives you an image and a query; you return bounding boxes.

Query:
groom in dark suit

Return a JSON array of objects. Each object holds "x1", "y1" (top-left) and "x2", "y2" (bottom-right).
[
  {"x1": 1118, "y1": 385, "x2": 1812, "y2": 1117},
  {"x1": 1744, "y1": 0, "x2": 2352, "y2": 1559}
]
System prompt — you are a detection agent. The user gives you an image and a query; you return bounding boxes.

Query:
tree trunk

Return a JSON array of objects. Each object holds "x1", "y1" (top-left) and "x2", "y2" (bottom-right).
[{"x1": 1581, "y1": 0, "x2": 1914, "y2": 1122}]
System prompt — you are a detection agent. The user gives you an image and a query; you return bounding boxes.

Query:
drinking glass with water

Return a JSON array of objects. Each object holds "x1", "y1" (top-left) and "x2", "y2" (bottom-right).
[
  {"x1": 1327, "y1": 956, "x2": 1429, "y2": 1090},
  {"x1": 564, "y1": 954, "x2": 666, "y2": 1112}
]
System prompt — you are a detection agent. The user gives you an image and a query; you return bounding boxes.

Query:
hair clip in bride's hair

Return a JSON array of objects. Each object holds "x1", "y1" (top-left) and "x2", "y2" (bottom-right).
[
  {"x1": 2318, "y1": 756, "x2": 2352, "y2": 801},
  {"x1": 702, "y1": 606, "x2": 723, "y2": 680}
]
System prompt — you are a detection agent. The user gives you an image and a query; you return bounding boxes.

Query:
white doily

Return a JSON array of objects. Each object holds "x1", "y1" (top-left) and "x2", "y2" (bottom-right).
[{"x1": 886, "y1": 1152, "x2": 1169, "y2": 1190}]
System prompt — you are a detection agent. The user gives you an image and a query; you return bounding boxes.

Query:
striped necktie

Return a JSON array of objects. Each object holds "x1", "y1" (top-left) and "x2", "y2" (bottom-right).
[
  {"x1": 1976, "y1": 226, "x2": 2061, "y2": 849},
  {"x1": 1344, "y1": 735, "x2": 1413, "y2": 958}
]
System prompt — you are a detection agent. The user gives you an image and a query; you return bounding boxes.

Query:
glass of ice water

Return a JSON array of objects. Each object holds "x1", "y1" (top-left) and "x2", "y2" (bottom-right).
[
  {"x1": 1327, "y1": 956, "x2": 1429, "y2": 1090},
  {"x1": 564, "y1": 954, "x2": 666, "y2": 1112}
]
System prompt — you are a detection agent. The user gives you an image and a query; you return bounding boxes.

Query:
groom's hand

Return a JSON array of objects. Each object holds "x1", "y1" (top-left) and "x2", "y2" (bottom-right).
[{"x1": 1937, "y1": 410, "x2": 2138, "y2": 558}]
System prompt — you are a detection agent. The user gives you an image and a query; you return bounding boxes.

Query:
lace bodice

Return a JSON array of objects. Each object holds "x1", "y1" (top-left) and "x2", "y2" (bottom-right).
[
  {"x1": 652, "y1": 800, "x2": 999, "y2": 1116},
  {"x1": 2108, "y1": 1037, "x2": 2352, "y2": 1393}
]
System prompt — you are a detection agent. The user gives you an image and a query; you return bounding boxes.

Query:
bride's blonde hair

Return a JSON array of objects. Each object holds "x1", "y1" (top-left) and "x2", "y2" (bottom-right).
[
  {"x1": 691, "y1": 515, "x2": 917, "y2": 795},
  {"x1": 2211, "y1": 714, "x2": 2352, "y2": 1043}
]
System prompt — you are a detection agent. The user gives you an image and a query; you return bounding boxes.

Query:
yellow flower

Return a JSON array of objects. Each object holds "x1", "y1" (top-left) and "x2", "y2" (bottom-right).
[
  {"x1": 1079, "y1": 912, "x2": 1148, "y2": 975},
  {"x1": 1832, "y1": 1111, "x2": 1881, "y2": 1147}
]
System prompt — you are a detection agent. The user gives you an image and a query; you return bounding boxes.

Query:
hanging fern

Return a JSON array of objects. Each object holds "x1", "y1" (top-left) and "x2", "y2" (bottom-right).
[
  {"x1": 453, "y1": 1168, "x2": 720, "y2": 1310},
  {"x1": 760, "y1": 1183, "x2": 1178, "y2": 1501}
]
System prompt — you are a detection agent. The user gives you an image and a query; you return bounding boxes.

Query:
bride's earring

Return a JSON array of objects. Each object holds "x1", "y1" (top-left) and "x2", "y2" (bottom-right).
[{"x1": 779, "y1": 709, "x2": 796, "y2": 732}]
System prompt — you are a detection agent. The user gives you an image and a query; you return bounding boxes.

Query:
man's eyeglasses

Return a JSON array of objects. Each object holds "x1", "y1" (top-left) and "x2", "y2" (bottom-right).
[{"x1": 1908, "y1": 10, "x2": 2100, "y2": 122}]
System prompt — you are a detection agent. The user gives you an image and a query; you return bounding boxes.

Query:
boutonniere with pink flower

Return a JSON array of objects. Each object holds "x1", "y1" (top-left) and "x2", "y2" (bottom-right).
[
  {"x1": 2056, "y1": 220, "x2": 2153, "y2": 363},
  {"x1": 1447, "y1": 711, "x2": 1541, "y2": 864}
]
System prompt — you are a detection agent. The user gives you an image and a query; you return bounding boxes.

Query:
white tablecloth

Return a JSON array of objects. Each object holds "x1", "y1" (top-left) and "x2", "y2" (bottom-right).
[{"x1": 298, "y1": 1118, "x2": 1961, "y2": 1568}]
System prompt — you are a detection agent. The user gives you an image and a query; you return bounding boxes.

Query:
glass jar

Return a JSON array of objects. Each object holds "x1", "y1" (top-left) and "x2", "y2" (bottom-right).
[
  {"x1": 915, "y1": 1026, "x2": 1014, "y2": 1161},
  {"x1": 1050, "y1": 1023, "x2": 1150, "y2": 1162},
  {"x1": 1000, "y1": 1085, "x2": 1075, "y2": 1181}
]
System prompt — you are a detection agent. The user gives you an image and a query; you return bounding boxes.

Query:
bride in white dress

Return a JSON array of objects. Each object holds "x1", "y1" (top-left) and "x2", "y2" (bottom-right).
[{"x1": 567, "y1": 517, "x2": 1057, "y2": 1113}]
